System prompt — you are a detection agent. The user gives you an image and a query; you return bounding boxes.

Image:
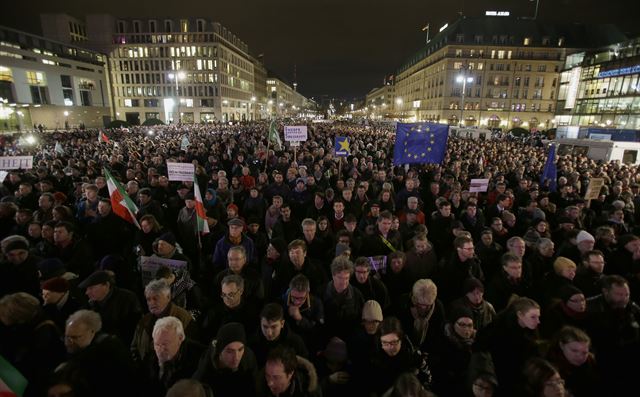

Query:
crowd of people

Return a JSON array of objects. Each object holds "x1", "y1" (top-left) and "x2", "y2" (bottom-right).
[{"x1": 0, "y1": 119, "x2": 639, "y2": 397}]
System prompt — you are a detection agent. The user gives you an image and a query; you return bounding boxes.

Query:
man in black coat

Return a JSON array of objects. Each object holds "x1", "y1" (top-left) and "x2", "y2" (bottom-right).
[
  {"x1": 194, "y1": 322, "x2": 258, "y2": 397},
  {"x1": 140, "y1": 316, "x2": 205, "y2": 396},
  {"x1": 57, "y1": 309, "x2": 138, "y2": 397},
  {"x1": 437, "y1": 235, "x2": 484, "y2": 304},
  {"x1": 249, "y1": 303, "x2": 309, "y2": 366},
  {"x1": 80, "y1": 270, "x2": 143, "y2": 346}
]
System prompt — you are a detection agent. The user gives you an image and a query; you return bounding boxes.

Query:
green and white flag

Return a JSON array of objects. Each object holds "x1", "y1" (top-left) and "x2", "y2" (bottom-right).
[
  {"x1": 268, "y1": 120, "x2": 282, "y2": 150},
  {"x1": 103, "y1": 168, "x2": 140, "y2": 229}
]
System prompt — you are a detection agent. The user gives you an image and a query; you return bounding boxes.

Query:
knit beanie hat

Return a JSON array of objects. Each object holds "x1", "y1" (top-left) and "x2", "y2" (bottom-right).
[
  {"x1": 559, "y1": 284, "x2": 583, "y2": 303},
  {"x1": 576, "y1": 230, "x2": 595, "y2": 244},
  {"x1": 361, "y1": 300, "x2": 383, "y2": 322},
  {"x1": 157, "y1": 232, "x2": 176, "y2": 246},
  {"x1": 553, "y1": 257, "x2": 577, "y2": 274},
  {"x1": 449, "y1": 305, "x2": 474, "y2": 323},
  {"x1": 215, "y1": 322, "x2": 246, "y2": 356}
]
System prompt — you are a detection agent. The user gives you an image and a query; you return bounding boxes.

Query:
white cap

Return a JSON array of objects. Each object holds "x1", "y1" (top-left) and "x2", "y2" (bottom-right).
[{"x1": 576, "y1": 230, "x2": 595, "y2": 244}]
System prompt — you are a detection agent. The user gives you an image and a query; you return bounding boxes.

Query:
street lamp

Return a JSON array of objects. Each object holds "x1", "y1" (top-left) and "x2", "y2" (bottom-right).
[
  {"x1": 456, "y1": 70, "x2": 474, "y2": 127},
  {"x1": 168, "y1": 71, "x2": 186, "y2": 123},
  {"x1": 395, "y1": 98, "x2": 403, "y2": 119}
]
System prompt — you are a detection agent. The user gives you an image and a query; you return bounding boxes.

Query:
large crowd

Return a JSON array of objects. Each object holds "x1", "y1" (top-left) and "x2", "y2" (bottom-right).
[{"x1": 0, "y1": 120, "x2": 639, "y2": 397}]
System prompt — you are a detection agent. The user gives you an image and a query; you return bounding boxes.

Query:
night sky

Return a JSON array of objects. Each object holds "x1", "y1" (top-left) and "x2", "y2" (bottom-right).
[{"x1": 1, "y1": 0, "x2": 637, "y2": 100}]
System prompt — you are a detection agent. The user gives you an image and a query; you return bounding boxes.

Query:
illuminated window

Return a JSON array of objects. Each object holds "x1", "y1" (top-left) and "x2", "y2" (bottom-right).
[
  {"x1": 181, "y1": 20, "x2": 188, "y2": 33},
  {"x1": 124, "y1": 98, "x2": 133, "y2": 107},
  {"x1": 0, "y1": 67, "x2": 13, "y2": 82},
  {"x1": 26, "y1": 71, "x2": 46, "y2": 85},
  {"x1": 523, "y1": 37, "x2": 532, "y2": 46}
]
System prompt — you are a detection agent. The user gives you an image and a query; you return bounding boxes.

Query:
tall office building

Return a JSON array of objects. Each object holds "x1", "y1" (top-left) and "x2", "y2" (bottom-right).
[{"x1": 556, "y1": 37, "x2": 640, "y2": 130}]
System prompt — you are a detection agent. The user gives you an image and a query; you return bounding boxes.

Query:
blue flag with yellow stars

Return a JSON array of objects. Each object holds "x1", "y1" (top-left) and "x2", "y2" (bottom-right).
[
  {"x1": 335, "y1": 136, "x2": 350, "y2": 157},
  {"x1": 393, "y1": 122, "x2": 449, "y2": 165}
]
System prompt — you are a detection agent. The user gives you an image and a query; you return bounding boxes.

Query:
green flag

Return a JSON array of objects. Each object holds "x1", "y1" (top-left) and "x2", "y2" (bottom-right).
[
  {"x1": 0, "y1": 355, "x2": 28, "y2": 396},
  {"x1": 268, "y1": 120, "x2": 282, "y2": 150}
]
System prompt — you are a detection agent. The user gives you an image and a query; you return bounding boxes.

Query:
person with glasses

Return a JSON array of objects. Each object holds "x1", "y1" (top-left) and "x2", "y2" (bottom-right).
[
  {"x1": 351, "y1": 257, "x2": 390, "y2": 311},
  {"x1": 56, "y1": 309, "x2": 137, "y2": 397},
  {"x1": 437, "y1": 235, "x2": 484, "y2": 304},
  {"x1": 485, "y1": 253, "x2": 531, "y2": 312},
  {"x1": 283, "y1": 274, "x2": 325, "y2": 353},
  {"x1": 521, "y1": 358, "x2": 567, "y2": 397},
  {"x1": 370, "y1": 317, "x2": 425, "y2": 396},
  {"x1": 431, "y1": 306, "x2": 477, "y2": 396},
  {"x1": 540, "y1": 285, "x2": 588, "y2": 339},
  {"x1": 200, "y1": 274, "x2": 258, "y2": 343}
]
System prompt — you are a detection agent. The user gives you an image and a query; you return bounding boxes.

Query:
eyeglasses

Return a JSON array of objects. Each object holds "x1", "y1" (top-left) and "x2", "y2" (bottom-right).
[
  {"x1": 381, "y1": 339, "x2": 401, "y2": 347},
  {"x1": 568, "y1": 296, "x2": 586, "y2": 303},
  {"x1": 544, "y1": 379, "x2": 565, "y2": 388},
  {"x1": 221, "y1": 290, "x2": 240, "y2": 299}
]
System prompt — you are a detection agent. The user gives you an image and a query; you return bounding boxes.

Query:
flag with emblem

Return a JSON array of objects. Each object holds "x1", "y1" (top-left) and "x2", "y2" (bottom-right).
[
  {"x1": 193, "y1": 174, "x2": 209, "y2": 234},
  {"x1": 103, "y1": 168, "x2": 140, "y2": 228},
  {"x1": 393, "y1": 122, "x2": 449, "y2": 165},
  {"x1": 334, "y1": 136, "x2": 350, "y2": 157},
  {"x1": 540, "y1": 143, "x2": 557, "y2": 192},
  {"x1": 98, "y1": 130, "x2": 110, "y2": 144}
]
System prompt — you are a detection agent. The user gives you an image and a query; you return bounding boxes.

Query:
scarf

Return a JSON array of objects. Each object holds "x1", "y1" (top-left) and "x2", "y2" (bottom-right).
[{"x1": 411, "y1": 303, "x2": 435, "y2": 346}]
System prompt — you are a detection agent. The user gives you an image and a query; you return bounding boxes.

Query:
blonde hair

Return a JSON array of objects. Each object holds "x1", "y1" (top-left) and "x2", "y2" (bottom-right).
[{"x1": 411, "y1": 279, "x2": 438, "y2": 305}]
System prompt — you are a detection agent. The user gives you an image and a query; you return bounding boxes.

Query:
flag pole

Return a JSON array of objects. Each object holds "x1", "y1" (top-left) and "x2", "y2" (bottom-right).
[{"x1": 264, "y1": 126, "x2": 271, "y2": 173}]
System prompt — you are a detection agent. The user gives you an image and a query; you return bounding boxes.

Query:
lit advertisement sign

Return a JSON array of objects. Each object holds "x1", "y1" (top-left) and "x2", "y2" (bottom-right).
[
  {"x1": 598, "y1": 65, "x2": 640, "y2": 78},
  {"x1": 565, "y1": 67, "x2": 581, "y2": 109}
]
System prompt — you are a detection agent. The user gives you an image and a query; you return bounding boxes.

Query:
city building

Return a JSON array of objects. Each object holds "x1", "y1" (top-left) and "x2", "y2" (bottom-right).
[
  {"x1": 364, "y1": 76, "x2": 395, "y2": 119},
  {"x1": 266, "y1": 74, "x2": 314, "y2": 118},
  {"x1": 70, "y1": 15, "x2": 257, "y2": 124},
  {"x1": 389, "y1": 15, "x2": 626, "y2": 130},
  {"x1": 556, "y1": 37, "x2": 640, "y2": 130},
  {"x1": 0, "y1": 25, "x2": 111, "y2": 131}
]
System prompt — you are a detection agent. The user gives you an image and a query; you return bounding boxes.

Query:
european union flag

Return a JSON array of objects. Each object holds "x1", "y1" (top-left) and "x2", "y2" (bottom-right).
[
  {"x1": 540, "y1": 143, "x2": 557, "y2": 192},
  {"x1": 393, "y1": 122, "x2": 449, "y2": 165},
  {"x1": 335, "y1": 136, "x2": 350, "y2": 157}
]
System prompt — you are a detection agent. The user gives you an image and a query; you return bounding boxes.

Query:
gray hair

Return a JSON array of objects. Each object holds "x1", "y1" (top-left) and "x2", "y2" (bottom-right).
[
  {"x1": 330, "y1": 256, "x2": 354, "y2": 275},
  {"x1": 222, "y1": 274, "x2": 244, "y2": 290},
  {"x1": 301, "y1": 218, "x2": 316, "y2": 227},
  {"x1": 536, "y1": 237, "x2": 554, "y2": 251},
  {"x1": 411, "y1": 279, "x2": 438, "y2": 305},
  {"x1": 145, "y1": 279, "x2": 171, "y2": 297},
  {"x1": 1, "y1": 235, "x2": 29, "y2": 254},
  {"x1": 152, "y1": 316, "x2": 185, "y2": 340},
  {"x1": 66, "y1": 309, "x2": 102, "y2": 333},
  {"x1": 227, "y1": 245, "x2": 247, "y2": 259}
]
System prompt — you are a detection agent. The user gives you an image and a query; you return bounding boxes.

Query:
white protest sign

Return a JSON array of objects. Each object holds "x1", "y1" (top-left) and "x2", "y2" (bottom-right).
[
  {"x1": 139, "y1": 256, "x2": 188, "y2": 286},
  {"x1": 0, "y1": 156, "x2": 33, "y2": 170},
  {"x1": 584, "y1": 178, "x2": 605, "y2": 200},
  {"x1": 167, "y1": 162, "x2": 195, "y2": 181},
  {"x1": 469, "y1": 178, "x2": 490, "y2": 193},
  {"x1": 284, "y1": 126, "x2": 308, "y2": 142},
  {"x1": 0, "y1": 171, "x2": 7, "y2": 182}
]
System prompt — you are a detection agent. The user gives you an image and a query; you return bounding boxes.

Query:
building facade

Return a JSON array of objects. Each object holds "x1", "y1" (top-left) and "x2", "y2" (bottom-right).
[
  {"x1": 79, "y1": 15, "x2": 256, "y2": 124},
  {"x1": 365, "y1": 82, "x2": 395, "y2": 119},
  {"x1": 0, "y1": 25, "x2": 111, "y2": 131},
  {"x1": 391, "y1": 16, "x2": 626, "y2": 130},
  {"x1": 556, "y1": 37, "x2": 640, "y2": 130},
  {"x1": 266, "y1": 75, "x2": 312, "y2": 118}
]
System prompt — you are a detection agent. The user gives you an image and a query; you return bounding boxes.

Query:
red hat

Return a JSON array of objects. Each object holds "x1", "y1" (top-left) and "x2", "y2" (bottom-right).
[{"x1": 41, "y1": 277, "x2": 69, "y2": 293}]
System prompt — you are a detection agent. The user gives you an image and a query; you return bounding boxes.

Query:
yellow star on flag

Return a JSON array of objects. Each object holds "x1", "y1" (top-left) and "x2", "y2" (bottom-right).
[{"x1": 339, "y1": 139, "x2": 350, "y2": 152}]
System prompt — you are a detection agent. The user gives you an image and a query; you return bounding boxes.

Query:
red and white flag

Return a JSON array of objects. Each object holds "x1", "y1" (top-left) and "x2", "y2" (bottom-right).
[
  {"x1": 103, "y1": 168, "x2": 140, "y2": 228},
  {"x1": 98, "y1": 130, "x2": 110, "y2": 143},
  {"x1": 193, "y1": 175, "x2": 209, "y2": 234}
]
